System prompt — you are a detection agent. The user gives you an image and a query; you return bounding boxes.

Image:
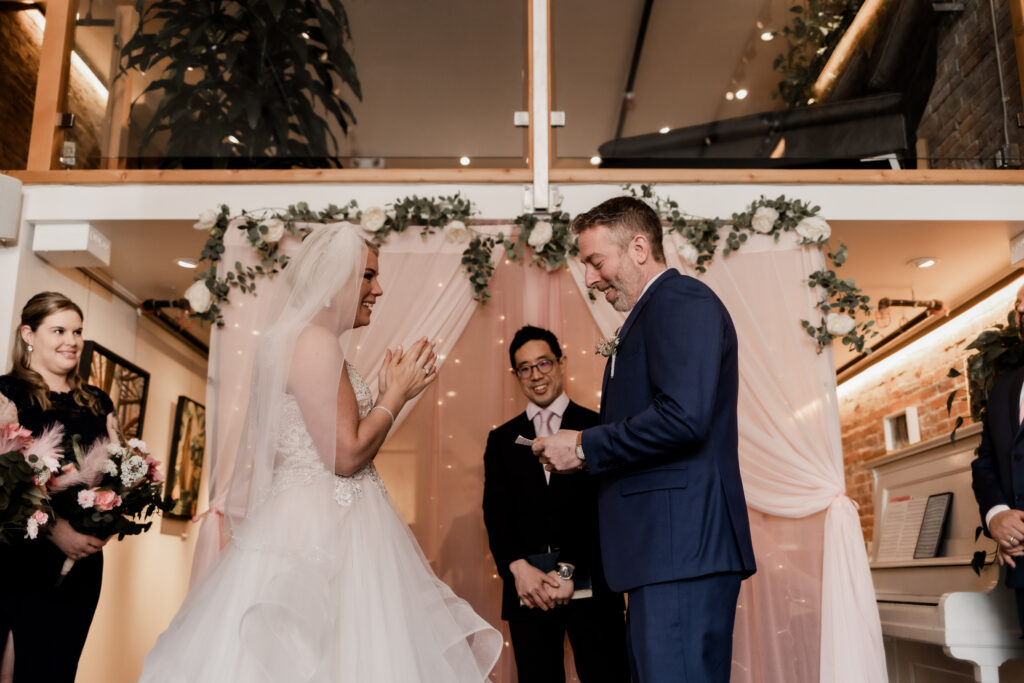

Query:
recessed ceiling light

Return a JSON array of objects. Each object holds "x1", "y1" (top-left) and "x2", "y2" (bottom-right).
[
  {"x1": 176, "y1": 258, "x2": 198, "y2": 269},
  {"x1": 459, "y1": 156, "x2": 471, "y2": 166},
  {"x1": 908, "y1": 257, "x2": 937, "y2": 268},
  {"x1": 735, "y1": 88, "x2": 749, "y2": 100},
  {"x1": 659, "y1": 126, "x2": 670, "y2": 134},
  {"x1": 725, "y1": 91, "x2": 735, "y2": 101},
  {"x1": 589, "y1": 155, "x2": 601, "y2": 165},
  {"x1": 760, "y1": 31, "x2": 775, "y2": 41}
]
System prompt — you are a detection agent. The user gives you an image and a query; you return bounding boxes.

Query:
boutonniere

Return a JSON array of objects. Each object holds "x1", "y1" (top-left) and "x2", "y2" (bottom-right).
[{"x1": 595, "y1": 335, "x2": 619, "y2": 358}]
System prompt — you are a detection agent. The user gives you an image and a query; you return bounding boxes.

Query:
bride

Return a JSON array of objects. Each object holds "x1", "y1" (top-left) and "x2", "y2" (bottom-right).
[{"x1": 140, "y1": 224, "x2": 502, "y2": 682}]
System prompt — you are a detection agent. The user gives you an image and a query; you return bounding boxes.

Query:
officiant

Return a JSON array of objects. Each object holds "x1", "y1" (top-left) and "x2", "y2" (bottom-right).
[{"x1": 482, "y1": 325, "x2": 628, "y2": 683}]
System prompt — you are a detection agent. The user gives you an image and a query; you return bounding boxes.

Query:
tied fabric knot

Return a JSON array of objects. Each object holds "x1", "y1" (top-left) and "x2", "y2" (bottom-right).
[
  {"x1": 192, "y1": 507, "x2": 224, "y2": 524},
  {"x1": 833, "y1": 491, "x2": 859, "y2": 511}
]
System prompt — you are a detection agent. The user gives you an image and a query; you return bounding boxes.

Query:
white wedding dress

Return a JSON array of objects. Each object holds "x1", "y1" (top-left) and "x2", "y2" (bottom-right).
[{"x1": 140, "y1": 365, "x2": 501, "y2": 682}]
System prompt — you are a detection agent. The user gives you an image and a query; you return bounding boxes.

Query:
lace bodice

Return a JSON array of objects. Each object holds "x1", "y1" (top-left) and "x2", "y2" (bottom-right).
[{"x1": 271, "y1": 363, "x2": 383, "y2": 505}]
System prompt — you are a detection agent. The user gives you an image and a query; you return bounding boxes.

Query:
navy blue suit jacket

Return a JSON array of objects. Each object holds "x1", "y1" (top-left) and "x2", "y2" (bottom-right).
[
  {"x1": 972, "y1": 365, "x2": 1024, "y2": 587},
  {"x1": 580, "y1": 269, "x2": 756, "y2": 592}
]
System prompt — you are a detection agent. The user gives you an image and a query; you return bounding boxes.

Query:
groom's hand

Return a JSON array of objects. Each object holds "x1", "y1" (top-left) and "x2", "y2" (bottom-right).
[{"x1": 532, "y1": 430, "x2": 582, "y2": 472}]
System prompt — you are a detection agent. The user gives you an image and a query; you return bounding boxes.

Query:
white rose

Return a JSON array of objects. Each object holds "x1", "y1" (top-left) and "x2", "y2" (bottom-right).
[
  {"x1": 750, "y1": 207, "x2": 779, "y2": 234},
  {"x1": 361, "y1": 206, "x2": 386, "y2": 231},
  {"x1": 528, "y1": 220, "x2": 554, "y2": 249},
  {"x1": 677, "y1": 240, "x2": 699, "y2": 265},
  {"x1": 444, "y1": 219, "x2": 470, "y2": 243},
  {"x1": 128, "y1": 438, "x2": 149, "y2": 453},
  {"x1": 193, "y1": 208, "x2": 219, "y2": 231},
  {"x1": 261, "y1": 218, "x2": 286, "y2": 243},
  {"x1": 185, "y1": 280, "x2": 213, "y2": 314},
  {"x1": 825, "y1": 312, "x2": 856, "y2": 337},
  {"x1": 795, "y1": 215, "x2": 831, "y2": 243}
]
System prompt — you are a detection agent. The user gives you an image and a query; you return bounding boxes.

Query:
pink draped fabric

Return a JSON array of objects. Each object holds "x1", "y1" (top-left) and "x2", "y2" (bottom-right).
[{"x1": 195, "y1": 221, "x2": 884, "y2": 682}]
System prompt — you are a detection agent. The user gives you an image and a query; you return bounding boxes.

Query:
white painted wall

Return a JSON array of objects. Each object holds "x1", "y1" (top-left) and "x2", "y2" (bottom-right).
[{"x1": 0, "y1": 218, "x2": 207, "y2": 683}]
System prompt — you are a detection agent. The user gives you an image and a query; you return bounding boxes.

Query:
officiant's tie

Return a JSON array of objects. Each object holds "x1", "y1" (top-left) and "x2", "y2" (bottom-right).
[{"x1": 534, "y1": 409, "x2": 557, "y2": 483}]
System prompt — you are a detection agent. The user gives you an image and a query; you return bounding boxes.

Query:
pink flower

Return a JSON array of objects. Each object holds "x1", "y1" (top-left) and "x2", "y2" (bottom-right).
[
  {"x1": 31, "y1": 510, "x2": 48, "y2": 525},
  {"x1": 78, "y1": 489, "x2": 96, "y2": 509},
  {"x1": 146, "y1": 457, "x2": 165, "y2": 483},
  {"x1": 0, "y1": 423, "x2": 33, "y2": 453},
  {"x1": 94, "y1": 490, "x2": 121, "y2": 512}
]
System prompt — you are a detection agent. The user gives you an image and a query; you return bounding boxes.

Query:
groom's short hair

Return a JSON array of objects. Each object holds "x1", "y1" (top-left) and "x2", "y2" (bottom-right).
[
  {"x1": 508, "y1": 325, "x2": 563, "y2": 368},
  {"x1": 571, "y1": 196, "x2": 665, "y2": 264}
]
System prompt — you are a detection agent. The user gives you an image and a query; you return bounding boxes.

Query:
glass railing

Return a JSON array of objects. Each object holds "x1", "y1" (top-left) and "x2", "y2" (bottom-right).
[
  {"x1": 551, "y1": 0, "x2": 1024, "y2": 171},
  {"x1": 4, "y1": 0, "x2": 1022, "y2": 173},
  {"x1": 59, "y1": 0, "x2": 528, "y2": 170}
]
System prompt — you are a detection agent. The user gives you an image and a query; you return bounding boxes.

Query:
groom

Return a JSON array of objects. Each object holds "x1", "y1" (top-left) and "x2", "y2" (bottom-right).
[{"x1": 533, "y1": 196, "x2": 756, "y2": 683}]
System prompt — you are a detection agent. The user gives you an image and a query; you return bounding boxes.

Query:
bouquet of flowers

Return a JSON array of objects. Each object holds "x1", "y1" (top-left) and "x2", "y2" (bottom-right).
[
  {"x1": 49, "y1": 437, "x2": 170, "y2": 541},
  {"x1": 0, "y1": 423, "x2": 63, "y2": 544}
]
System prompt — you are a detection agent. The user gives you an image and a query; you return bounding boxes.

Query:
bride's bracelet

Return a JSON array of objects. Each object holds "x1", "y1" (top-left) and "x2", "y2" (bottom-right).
[{"x1": 371, "y1": 404, "x2": 395, "y2": 428}]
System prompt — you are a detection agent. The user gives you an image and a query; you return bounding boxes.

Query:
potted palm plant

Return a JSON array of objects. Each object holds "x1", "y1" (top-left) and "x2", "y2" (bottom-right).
[{"x1": 119, "y1": 0, "x2": 361, "y2": 168}]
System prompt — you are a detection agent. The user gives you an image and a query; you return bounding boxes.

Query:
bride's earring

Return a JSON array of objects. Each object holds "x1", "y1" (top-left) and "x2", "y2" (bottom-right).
[{"x1": 26, "y1": 344, "x2": 33, "y2": 353}]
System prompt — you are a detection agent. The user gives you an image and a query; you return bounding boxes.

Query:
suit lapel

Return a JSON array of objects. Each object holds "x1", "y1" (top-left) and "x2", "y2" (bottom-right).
[
  {"x1": 1009, "y1": 368, "x2": 1024, "y2": 441},
  {"x1": 616, "y1": 269, "x2": 676, "y2": 347}
]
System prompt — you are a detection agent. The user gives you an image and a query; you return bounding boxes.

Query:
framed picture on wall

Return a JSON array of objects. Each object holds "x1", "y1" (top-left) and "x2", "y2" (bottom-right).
[
  {"x1": 78, "y1": 340, "x2": 150, "y2": 439},
  {"x1": 165, "y1": 396, "x2": 206, "y2": 520}
]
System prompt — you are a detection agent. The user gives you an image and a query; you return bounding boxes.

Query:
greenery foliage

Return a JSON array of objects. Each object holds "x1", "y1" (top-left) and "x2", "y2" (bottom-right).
[
  {"x1": 186, "y1": 185, "x2": 873, "y2": 354},
  {"x1": 119, "y1": 0, "x2": 361, "y2": 168},
  {"x1": 946, "y1": 310, "x2": 1024, "y2": 440},
  {"x1": 772, "y1": 0, "x2": 865, "y2": 108}
]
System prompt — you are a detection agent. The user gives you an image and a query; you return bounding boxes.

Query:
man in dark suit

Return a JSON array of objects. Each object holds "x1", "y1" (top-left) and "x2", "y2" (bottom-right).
[
  {"x1": 534, "y1": 197, "x2": 757, "y2": 683},
  {"x1": 483, "y1": 325, "x2": 629, "y2": 683},
  {"x1": 972, "y1": 283, "x2": 1024, "y2": 634}
]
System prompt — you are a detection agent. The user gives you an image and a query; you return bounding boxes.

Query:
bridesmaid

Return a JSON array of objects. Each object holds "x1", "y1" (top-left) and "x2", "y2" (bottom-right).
[{"x1": 0, "y1": 292, "x2": 121, "y2": 683}]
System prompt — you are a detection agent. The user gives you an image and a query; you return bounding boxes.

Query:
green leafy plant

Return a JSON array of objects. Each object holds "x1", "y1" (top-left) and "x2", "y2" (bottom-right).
[
  {"x1": 772, "y1": 0, "x2": 865, "y2": 108},
  {"x1": 119, "y1": 0, "x2": 361, "y2": 168},
  {"x1": 947, "y1": 310, "x2": 1024, "y2": 441}
]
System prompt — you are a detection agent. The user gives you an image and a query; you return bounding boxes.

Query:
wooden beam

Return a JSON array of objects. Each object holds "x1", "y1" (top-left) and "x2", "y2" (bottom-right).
[
  {"x1": 1011, "y1": 0, "x2": 1024, "y2": 120},
  {"x1": 27, "y1": 0, "x2": 77, "y2": 171},
  {"x1": 6, "y1": 168, "x2": 1024, "y2": 185},
  {"x1": 812, "y1": 0, "x2": 893, "y2": 103}
]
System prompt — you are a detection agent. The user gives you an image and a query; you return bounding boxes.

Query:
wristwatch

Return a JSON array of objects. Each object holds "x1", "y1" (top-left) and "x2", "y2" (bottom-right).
[
  {"x1": 556, "y1": 563, "x2": 574, "y2": 580},
  {"x1": 575, "y1": 432, "x2": 586, "y2": 465}
]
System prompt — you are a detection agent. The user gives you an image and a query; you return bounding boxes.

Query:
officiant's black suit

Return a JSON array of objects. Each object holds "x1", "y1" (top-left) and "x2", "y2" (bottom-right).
[{"x1": 483, "y1": 401, "x2": 629, "y2": 683}]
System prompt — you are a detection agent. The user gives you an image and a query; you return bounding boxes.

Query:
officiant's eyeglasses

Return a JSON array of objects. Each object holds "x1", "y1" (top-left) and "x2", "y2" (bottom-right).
[{"x1": 513, "y1": 359, "x2": 556, "y2": 379}]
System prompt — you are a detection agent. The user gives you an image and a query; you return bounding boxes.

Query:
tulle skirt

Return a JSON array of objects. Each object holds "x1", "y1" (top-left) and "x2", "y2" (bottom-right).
[{"x1": 140, "y1": 471, "x2": 501, "y2": 682}]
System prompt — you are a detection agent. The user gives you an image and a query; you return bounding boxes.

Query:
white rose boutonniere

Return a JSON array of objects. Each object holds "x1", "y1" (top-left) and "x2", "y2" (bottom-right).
[
  {"x1": 193, "y1": 208, "x2": 219, "y2": 231},
  {"x1": 825, "y1": 312, "x2": 855, "y2": 337},
  {"x1": 185, "y1": 280, "x2": 213, "y2": 314},
  {"x1": 261, "y1": 217, "x2": 286, "y2": 243},
  {"x1": 595, "y1": 335, "x2": 619, "y2": 357},
  {"x1": 444, "y1": 219, "x2": 470, "y2": 243},
  {"x1": 528, "y1": 220, "x2": 553, "y2": 250},
  {"x1": 750, "y1": 207, "x2": 779, "y2": 234},
  {"x1": 361, "y1": 206, "x2": 386, "y2": 232},
  {"x1": 677, "y1": 240, "x2": 699, "y2": 266},
  {"x1": 795, "y1": 215, "x2": 831, "y2": 243}
]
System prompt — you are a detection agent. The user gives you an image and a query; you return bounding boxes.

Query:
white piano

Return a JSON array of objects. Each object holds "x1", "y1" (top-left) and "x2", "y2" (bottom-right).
[{"x1": 870, "y1": 422, "x2": 1024, "y2": 682}]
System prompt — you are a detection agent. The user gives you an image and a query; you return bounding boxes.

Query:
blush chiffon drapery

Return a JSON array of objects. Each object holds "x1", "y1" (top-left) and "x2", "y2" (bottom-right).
[{"x1": 193, "y1": 224, "x2": 884, "y2": 682}]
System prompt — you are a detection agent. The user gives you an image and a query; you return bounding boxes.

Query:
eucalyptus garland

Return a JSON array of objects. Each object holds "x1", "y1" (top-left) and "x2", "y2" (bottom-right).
[
  {"x1": 183, "y1": 186, "x2": 874, "y2": 354},
  {"x1": 626, "y1": 184, "x2": 874, "y2": 354}
]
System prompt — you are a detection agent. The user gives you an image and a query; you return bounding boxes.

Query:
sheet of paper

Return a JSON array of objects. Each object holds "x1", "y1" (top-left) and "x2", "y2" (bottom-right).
[{"x1": 875, "y1": 495, "x2": 928, "y2": 562}]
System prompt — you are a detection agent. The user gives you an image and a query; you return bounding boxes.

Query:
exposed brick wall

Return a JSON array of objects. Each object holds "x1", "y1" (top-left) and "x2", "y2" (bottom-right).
[
  {"x1": 0, "y1": 10, "x2": 106, "y2": 171},
  {"x1": 917, "y1": 0, "x2": 1024, "y2": 168},
  {"x1": 839, "y1": 280, "x2": 1022, "y2": 543}
]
